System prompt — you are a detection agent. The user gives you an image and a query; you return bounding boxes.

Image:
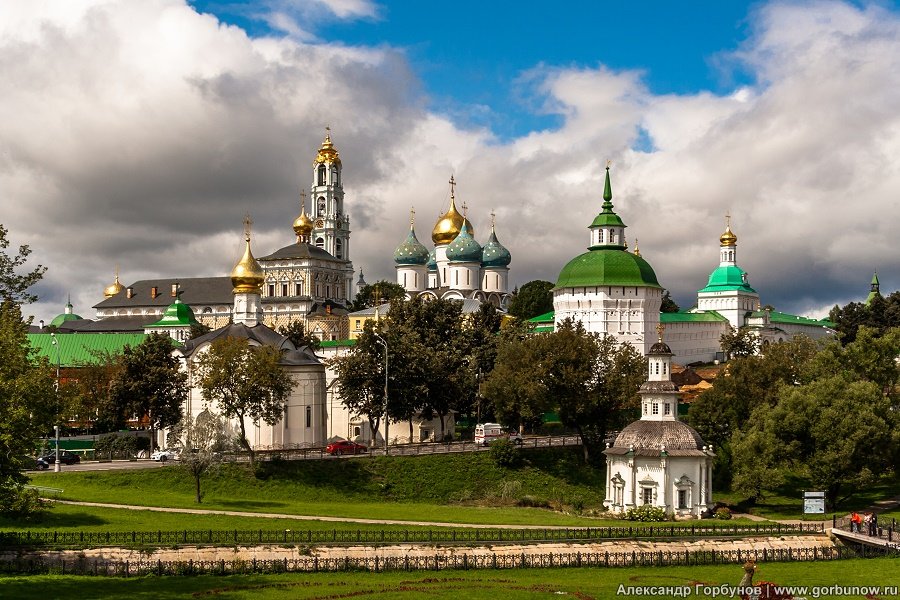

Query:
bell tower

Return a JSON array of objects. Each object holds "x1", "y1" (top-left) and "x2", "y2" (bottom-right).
[{"x1": 310, "y1": 128, "x2": 350, "y2": 263}]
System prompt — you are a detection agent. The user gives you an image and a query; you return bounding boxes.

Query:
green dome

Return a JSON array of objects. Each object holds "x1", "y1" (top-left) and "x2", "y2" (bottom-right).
[
  {"x1": 145, "y1": 298, "x2": 199, "y2": 328},
  {"x1": 426, "y1": 249, "x2": 437, "y2": 271},
  {"x1": 50, "y1": 302, "x2": 82, "y2": 328},
  {"x1": 446, "y1": 222, "x2": 482, "y2": 263},
  {"x1": 481, "y1": 228, "x2": 511, "y2": 268},
  {"x1": 393, "y1": 227, "x2": 429, "y2": 265},
  {"x1": 555, "y1": 249, "x2": 661, "y2": 289},
  {"x1": 698, "y1": 265, "x2": 756, "y2": 293}
]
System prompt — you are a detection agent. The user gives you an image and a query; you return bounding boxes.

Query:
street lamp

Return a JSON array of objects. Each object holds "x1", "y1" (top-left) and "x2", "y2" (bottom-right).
[
  {"x1": 50, "y1": 333, "x2": 61, "y2": 473},
  {"x1": 373, "y1": 332, "x2": 388, "y2": 455}
]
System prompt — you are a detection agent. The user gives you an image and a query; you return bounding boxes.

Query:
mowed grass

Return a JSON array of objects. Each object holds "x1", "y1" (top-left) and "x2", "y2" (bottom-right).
[
  {"x1": 24, "y1": 449, "x2": 768, "y2": 529},
  {"x1": 2, "y1": 558, "x2": 899, "y2": 599}
]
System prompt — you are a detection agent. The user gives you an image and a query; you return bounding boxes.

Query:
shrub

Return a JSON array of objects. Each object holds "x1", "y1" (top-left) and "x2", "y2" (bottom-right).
[
  {"x1": 489, "y1": 439, "x2": 520, "y2": 468},
  {"x1": 517, "y1": 495, "x2": 550, "y2": 508},
  {"x1": 715, "y1": 507, "x2": 733, "y2": 520},
  {"x1": 624, "y1": 505, "x2": 668, "y2": 522}
]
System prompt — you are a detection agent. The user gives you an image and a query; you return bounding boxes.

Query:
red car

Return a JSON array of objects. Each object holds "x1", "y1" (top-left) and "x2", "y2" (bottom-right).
[{"x1": 326, "y1": 440, "x2": 367, "y2": 456}]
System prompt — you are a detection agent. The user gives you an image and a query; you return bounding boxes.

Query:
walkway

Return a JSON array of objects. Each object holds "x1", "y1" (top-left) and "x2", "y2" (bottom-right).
[{"x1": 52, "y1": 500, "x2": 578, "y2": 530}]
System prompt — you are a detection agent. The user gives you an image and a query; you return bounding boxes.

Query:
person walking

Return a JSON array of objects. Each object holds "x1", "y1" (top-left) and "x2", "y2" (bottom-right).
[
  {"x1": 870, "y1": 512, "x2": 878, "y2": 536},
  {"x1": 864, "y1": 512, "x2": 872, "y2": 536},
  {"x1": 851, "y1": 511, "x2": 861, "y2": 533}
]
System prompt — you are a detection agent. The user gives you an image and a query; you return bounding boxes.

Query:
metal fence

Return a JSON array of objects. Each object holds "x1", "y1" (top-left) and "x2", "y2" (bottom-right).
[
  {"x1": 0, "y1": 522, "x2": 824, "y2": 549},
  {"x1": 1, "y1": 544, "x2": 895, "y2": 577},
  {"x1": 833, "y1": 514, "x2": 898, "y2": 544}
]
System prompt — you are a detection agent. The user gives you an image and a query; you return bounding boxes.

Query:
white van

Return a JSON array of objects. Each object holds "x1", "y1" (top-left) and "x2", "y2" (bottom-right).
[{"x1": 475, "y1": 423, "x2": 522, "y2": 446}]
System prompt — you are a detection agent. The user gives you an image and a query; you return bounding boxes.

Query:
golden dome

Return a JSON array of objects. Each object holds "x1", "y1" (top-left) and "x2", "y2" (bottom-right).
[
  {"x1": 432, "y1": 176, "x2": 474, "y2": 245},
  {"x1": 103, "y1": 269, "x2": 125, "y2": 298},
  {"x1": 720, "y1": 225, "x2": 737, "y2": 247},
  {"x1": 231, "y1": 221, "x2": 265, "y2": 294},
  {"x1": 313, "y1": 130, "x2": 341, "y2": 166},
  {"x1": 293, "y1": 195, "x2": 313, "y2": 241}
]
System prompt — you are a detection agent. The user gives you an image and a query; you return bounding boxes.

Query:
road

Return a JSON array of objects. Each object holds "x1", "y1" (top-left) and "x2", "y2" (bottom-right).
[{"x1": 33, "y1": 459, "x2": 168, "y2": 473}]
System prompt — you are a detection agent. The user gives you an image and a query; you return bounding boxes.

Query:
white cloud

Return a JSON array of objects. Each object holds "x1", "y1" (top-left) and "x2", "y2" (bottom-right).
[{"x1": 1, "y1": 0, "x2": 898, "y2": 326}]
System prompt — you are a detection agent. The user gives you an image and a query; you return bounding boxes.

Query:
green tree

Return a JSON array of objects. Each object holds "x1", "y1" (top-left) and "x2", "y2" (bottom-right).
[
  {"x1": 110, "y1": 333, "x2": 187, "y2": 450},
  {"x1": 349, "y1": 280, "x2": 406, "y2": 312},
  {"x1": 0, "y1": 224, "x2": 47, "y2": 304},
  {"x1": 660, "y1": 290, "x2": 680, "y2": 313},
  {"x1": 194, "y1": 337, "x2": 293, "y2": 466},
  {"x1": 507, "y1": 280, "x2": 554, "y2": 320},
  {"x1": 71, "y1": 349, "x2": 124, "y2": 433},
  {"x1": 278, "y1": 320, "x2": 321, "y2": 351},
  {"x1": 179, "y1": 409, "x2": 230, "y2": 503},
  {"x1": 329, "y1": 325, "x2": 387, "y2": 442},
  {"x1": 720, "y1": 326, "x2": 759, "y2": 360}
]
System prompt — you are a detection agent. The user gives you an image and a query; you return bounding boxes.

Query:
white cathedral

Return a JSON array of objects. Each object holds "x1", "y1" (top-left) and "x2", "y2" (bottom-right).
[{"x1": 393, "y1": 177, "x2": 512, "y2": 309}]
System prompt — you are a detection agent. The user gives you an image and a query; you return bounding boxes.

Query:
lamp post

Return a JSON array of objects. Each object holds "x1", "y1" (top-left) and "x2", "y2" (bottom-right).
[
  {"x1": 373, "y1": 333, "x2": 388, "y2": 455},
  {"x1": 50, "y1": 333, "x2": 61, "y2": 472}
]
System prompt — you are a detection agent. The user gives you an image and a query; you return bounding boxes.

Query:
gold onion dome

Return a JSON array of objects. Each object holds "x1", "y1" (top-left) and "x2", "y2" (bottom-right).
[
  {"x1": 231, "y1": 221, "x2": 265, "y2": 294},
  {"x1": 293, "y1": 202, "x2": 314, "y2": 240},
  {"x1": 103, "y1": 270, "x2": 125, "y2": 298},
  {"x1": 313, "y1": 131, "x2": 341, "y2": 165},
  {"x1": 720, "y1": 225, "x2": 737, "y2": 247},
  {"x1": 432, "y1": 176, "x2": 473, "y2": 245}
]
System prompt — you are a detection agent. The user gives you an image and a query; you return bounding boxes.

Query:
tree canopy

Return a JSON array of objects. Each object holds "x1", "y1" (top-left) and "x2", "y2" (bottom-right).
[
  {"x1": 0, "y1": 225, "x2": 46, "y2": 304},
  {"x1": 349, "y1": 280, "x2": 406, "y2": 312},
  {"x1": 194, "y1": 337, "x2": 294, "y2": 465},
  {"x1": 507, "y1": 280, "x2": 554, "y2": 320},
  {"x1": 277, "y1": 320, "x2": 321, "y2": 351}
]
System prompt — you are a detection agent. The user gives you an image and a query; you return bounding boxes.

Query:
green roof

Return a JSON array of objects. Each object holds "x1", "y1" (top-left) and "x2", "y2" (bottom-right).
[
  {"x1": 660, "y1": 311, "x2": 729, "y2": 323},
  {"x1": 750, "y1": 310, "x2": 834, "y2": 328},
  {"x1": 28, "y1": 333, "x2": 150, "y2": 367},
  {"x1": 532, "y1": 325, "x2": 554, "y2": 333},
  {"x1": 589, "y1": 212, "x2": 626, "y2": 228},
  {"x1": 319, "y1": 339, "x2": 356, "y2": 348},
  {"x1": 527, "y1": 311, "x2": 555, "y2": 324},
  {"x1": 698, "y1": 265, "x2": 757, "y2": 294},
  {"x1": 145, "y1": 298, "x2": 199, "y2": 328},
  {"x1": 50, "y1": 312, "x2": 83, "y2": 328},
  {"x1": 555, "y1": 249, "x2": 661, "y2": 289}
]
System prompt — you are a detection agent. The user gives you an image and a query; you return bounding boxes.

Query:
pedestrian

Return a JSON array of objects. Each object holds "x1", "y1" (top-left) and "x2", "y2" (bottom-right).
[
  {"x1": 864, "y1": 512, "x2": 872, "y2": 535},
  {"x1": 851, "y1": 511, "x2": 861, "y2": 532},
  {"x1": 870, "y1": 512, "x2": 878, "y2": 536}
]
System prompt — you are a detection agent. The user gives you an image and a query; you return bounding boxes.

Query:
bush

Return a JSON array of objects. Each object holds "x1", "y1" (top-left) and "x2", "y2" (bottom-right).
[
  {"x1": 517, "y1": 495, "x2": 550, "y2": 508},
  {"x1": 715, "y1": 507, "x2": 733, "y2": 520},
  {"x1": 624, "y1": 504, "x2": 668, "y2": 522},
  {"x1": 489, "y1": 439, "x2": 520, "y2": 468},
  {"x1": 0, "y1": 485, "x2": 45, "y2": 519}
]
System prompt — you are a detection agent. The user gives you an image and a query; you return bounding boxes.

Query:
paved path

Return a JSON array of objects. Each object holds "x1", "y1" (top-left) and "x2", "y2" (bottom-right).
[{"x1": 52, "y1": 500, "x2": 580, "y2": 530}]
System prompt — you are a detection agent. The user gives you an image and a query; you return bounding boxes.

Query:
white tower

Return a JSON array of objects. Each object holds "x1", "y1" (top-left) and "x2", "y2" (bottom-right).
[{"x1": 696, "y1": 216, "x2": 759, "y2": 329}]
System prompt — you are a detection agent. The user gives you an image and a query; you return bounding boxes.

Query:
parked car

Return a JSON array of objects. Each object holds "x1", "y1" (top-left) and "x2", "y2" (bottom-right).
[
  {"x1": 25, "y1": 456, "x2": 50, "y2": 471},
  {"x1": 326, "y1": 440, "x2": 367, "y2": 456},
  {"x1": 475, "y1": 423, "x2": 522, "y2": 446},
  {"x1": 39, "y1": 450, "x2": 81, "y2": 465},
  {"x1": 150, "y1": 449, "x2": 179, "y2": 462}
]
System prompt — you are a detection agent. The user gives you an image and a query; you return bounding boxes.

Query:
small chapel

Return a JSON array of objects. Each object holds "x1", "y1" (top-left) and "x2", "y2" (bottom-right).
[{"x1": 603, "y1": 327, "x2": 715, "y2": 518}]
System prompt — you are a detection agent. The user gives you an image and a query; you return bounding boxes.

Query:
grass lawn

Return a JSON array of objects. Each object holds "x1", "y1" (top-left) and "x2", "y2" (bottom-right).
[
  {"x1": 716, "y1": 472, "x2": 900, "y2": 521},
  {"x1": 1, "y1": 558, "x2": 899, "y2": 599}
]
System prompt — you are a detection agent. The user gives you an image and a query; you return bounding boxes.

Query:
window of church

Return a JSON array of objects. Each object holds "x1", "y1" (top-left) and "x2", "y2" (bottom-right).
[
  {"x1": 316, "y1": 237, "x2": 324, "y2": 249},
  {"x1": 455, "y1": 271, "x2": 459, "y2": 286},
  {"x1": 664, "y1": 403, "x2": 671, "y2": 415},
  {"x1": 336, "y1": 239, "x2": 343, "y2": 259},
  {"x1": 663, "y1": 363, "x2": 667, "y2": 375},
  {"x1": 643, "y1": 402, "x2": 648, "y2": 415},
  {"x1": 332, "y1": 168, "x2": 340, "y2": 185},
  {"x1": 654, "y1": 362, "x2": 659, "y2": 375},
  {"x1": 598, "y1": 229, "x2": 604, "y2": 244},
  {"x1": 281, "y1": 283, "x2": 288, "y2": 297},
  {"x1": 296, "y1": 283, "x2": 302, "y2": 296},
  {"x1": 306, "y1": 406, "x2": 311, "y2": 428},
  {"x1": 678, "y1": 489, "x2": 688, "y2": 509},
  {"x1": 652, "y1": 403, "x2": 659, "y2": 415},
  {"x1": 642, "y1": 488, "x2": 653, "y2": 505},
  {"x1": 317, "y1": 197, "x2": 326, "y2": 216},
  {"x1": 466, "y1": 270, "x2": 470, "y2": 286},
  {"x1": 318, "y1": 166, "x2": 326, "y2": 186},
  {"x1": 403, "y1": 272, "x2": 407, "y2": 287}
]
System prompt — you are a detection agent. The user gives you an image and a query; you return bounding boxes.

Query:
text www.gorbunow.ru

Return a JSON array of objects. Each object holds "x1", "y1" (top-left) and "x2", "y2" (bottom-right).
[{"x1": 616, "y1": 584, "x2": 900, "y2": 598}]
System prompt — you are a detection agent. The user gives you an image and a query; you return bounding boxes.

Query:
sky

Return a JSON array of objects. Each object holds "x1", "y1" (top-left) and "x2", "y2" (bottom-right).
[{"x1": 1, "y1": 0, "x2": 899, "y2": 325}]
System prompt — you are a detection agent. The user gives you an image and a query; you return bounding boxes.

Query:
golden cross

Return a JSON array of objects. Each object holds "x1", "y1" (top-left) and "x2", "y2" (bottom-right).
[
  {"x1": 243, "y1": 214, "x2": 253, "y2": 241},
  {"x1": 410, "y1": 206, "x2": 416, "y2": 227},
  {"x1": 656, "y1": 322, "x2": 665, "y2": 342},
  {"x1": 490, "y1": 209, "x2": 496, "y2": 229},
  {"x1": 606, "y1": 159, "x2": 612, "y2": 169},
  {"x1": 725, "y1": 212, "x2": 731, "y2": 228},
  {"x1": 449, "y1": 175, "x2": 456, "y2": 199},
  {"x1": 462, "y1": 200, "x2": 468, "y2": 218},
  {"x1": 300, "y1": 191, "x2": 307, "y2": 213}
]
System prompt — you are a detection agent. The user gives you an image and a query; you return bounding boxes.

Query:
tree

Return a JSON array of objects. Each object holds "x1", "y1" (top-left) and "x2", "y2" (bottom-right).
[
  {"x1": 194, "y1": 337, "x2": 293, "y2": 466},
  {"x1": 507, "y1": 280, "x2": 554, "y2": 320},
  {"x1": 329, "y1": 326, "x2": 387, "y2": 442},
  {"x1": 349, "y1": 280, "x2": 406, "y2": 312},
  {"x1": 660, "y1": 290, "x2": 680, "y2": 313},
  {"x1": 0, "y1": 224, "x2": 47, "y2": 304},
  {"x1": 189, "y1": 322, "x2": 212, "y2": 340},
  {"x1": 0, "y1": 299, "x2": 55, "y2": 516},
  {"x1": 278, "y1": 320, "x2": 321, "y2": 351},
  {"x1": 720, "y1": 326, "x2": 759, "y2": 360},
  {"x1": 110, "y1": 333, "x2": 187, "y2": 450},
  {"x1": 70, "y1": 349, "x2": 124, "y2": 433},
  {"x1": 178, "y1": 410, "x2": 230, "y2": 503}
]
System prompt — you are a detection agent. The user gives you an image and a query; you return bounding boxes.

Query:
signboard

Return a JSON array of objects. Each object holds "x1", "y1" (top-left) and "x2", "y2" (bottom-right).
[{"x1": 803, "y1": 490, "x2": 825, "y2": 514}]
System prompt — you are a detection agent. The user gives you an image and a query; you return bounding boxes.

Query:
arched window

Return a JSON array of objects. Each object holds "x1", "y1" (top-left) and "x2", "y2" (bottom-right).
[
  {"x1": 315, "y1": 237, "x2": 325, "y2": 250},
  {"x1": 317, "y1": 165, "x2": 326, "y2": 186},
  {"x1": 332, "y1": 168, "x2": 340, "y2": 185},
  {"x1": 305, "y1": 406, "x2": 311, "y2": 428},
  {"x1": 335, "y1": 239, "x2": 343, "y2": 259},
  {"x1": 598, "y1": 229, "x2": 605, "y2": 244},
  {"x1": 317, "y1": 197, "x2": 326, "y2": 216}
]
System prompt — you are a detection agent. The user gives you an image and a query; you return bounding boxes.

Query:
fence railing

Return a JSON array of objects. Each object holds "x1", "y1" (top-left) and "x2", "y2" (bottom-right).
[
  {"x1": 832, "y1": 514, "x2": 898, "y2": 544},
  {"x1": 0, "y1": 522, "x2": 824, "y2": 549},
  {"x1": 1, "y1": 544, "x2": 895, "y2": 577}
]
